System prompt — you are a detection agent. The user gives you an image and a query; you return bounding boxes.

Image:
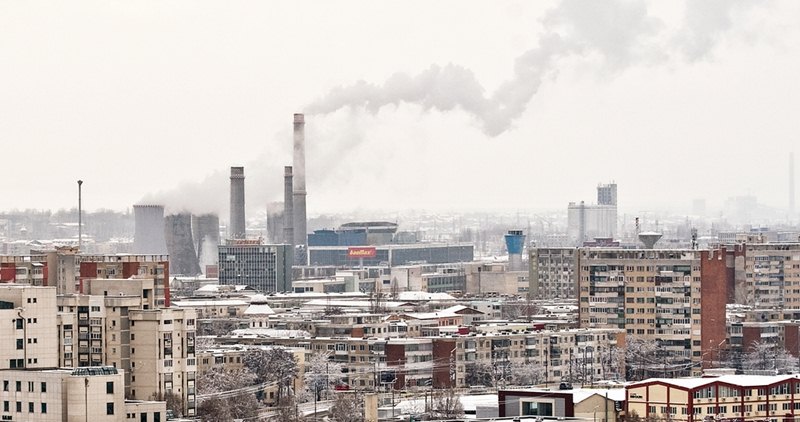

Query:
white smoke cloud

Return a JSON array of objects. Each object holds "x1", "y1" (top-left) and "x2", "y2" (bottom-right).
[{"x1": 306, "y1": 0, "x2": 761, "y2": 136}]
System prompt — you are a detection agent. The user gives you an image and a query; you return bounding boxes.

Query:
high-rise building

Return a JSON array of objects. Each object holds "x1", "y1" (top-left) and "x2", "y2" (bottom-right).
[
  {"x1": 218, "y1": 240, "x2": 293, "y2": 293},
  {"x1": 0, "y1": 285, "x2": 59, "y2": 370},
  {"x1": 567, "y1": 202, "x2": 617, "y2": 244},
  {"x1": 577, "y1": 248, "x2": 729, "y2": 375},
  {"x1": 597, "y1": 182, "x2": 617, "y2": 206},
  {"x1": 529, "y1": 247, "x2": 578, "y2": 300},
  {"x1": 732, "y1": 242, "x2": 800, "y2": 307}
]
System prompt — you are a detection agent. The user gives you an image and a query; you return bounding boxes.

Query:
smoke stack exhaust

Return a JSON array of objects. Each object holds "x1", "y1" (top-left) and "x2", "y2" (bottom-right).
[
  {"x1": 293, "y1": 114, "x2": 307, "y2": 248},
  {"x1": 284, "y1": 166, "x2": 294, "y2": 246},
  {"x1": 229, "y1": 166, "x2": 246, "y2": 239}
]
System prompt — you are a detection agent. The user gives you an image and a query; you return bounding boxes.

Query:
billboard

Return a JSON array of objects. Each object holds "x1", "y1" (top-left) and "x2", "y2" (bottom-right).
[{"x1": 347, "y1": 247, "x2": 377, "y2": 259}]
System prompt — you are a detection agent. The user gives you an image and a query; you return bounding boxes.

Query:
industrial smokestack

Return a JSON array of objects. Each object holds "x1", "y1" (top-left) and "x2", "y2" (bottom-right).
[
  {"x1": 165, "y1": 213, "x2": 201, "y2": 276},
  {"x1": 284, "y1": 166, "x2": 294, "y2": 246},
  {"x1": 293, "y1": 114, "x2": 307, "y2": 248},
  {"x1": 133, "y1": 204, "x2": 168, "y2": 254},
  {"x1": 791, "y1": 152, "x2": 796, "y2": 217},
  {"x1": 229, "y1": 166, "x2": 246, "y2": 239},
  {"x1": 192, "y1": 213, "x2": 220, "y2": 275}
]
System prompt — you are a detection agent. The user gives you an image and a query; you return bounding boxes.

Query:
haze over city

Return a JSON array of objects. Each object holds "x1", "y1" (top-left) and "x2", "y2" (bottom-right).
[{"x1": 2, "y1": 1, "x2": 799, "y2": 217}]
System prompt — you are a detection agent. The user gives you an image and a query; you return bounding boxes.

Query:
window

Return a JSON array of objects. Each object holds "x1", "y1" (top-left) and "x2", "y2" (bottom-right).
[
  {"x1": 2, "y1": 401, "x2": 7, "y2": 412},
  {"x1": 106, "y1": 402, "x2": 114, "y2": 415},
  {"x1": 28, "y1": 402, "x2": 33, "y2": 413},
  {"x1": 41, "y1": 382, "x2": 46, "y2": 393},
  {"x1": 15, "y1": 402, "x2": 21, "y2": 412},
  {"x1": 107, "y1": 382, "x2": 114, "y2": 394},
  {"x1": 15, "y1": 382, "x2": 21, "y2": 392},
  {"x1": 15, "y1": 339, "x2": 22, "y2": 350},
  {"x1": 41, "y1": 403, "x2": 47, "y2": 414},
  {"x1": 2, "y1": 381, "x2": 7, "y2": 392},
  {"x1": 27, "y1": 382, "x2": 33, "y2": 392}
]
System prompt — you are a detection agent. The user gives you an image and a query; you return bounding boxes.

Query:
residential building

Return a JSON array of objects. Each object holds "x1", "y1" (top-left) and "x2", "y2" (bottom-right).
[
  {"x1": 577, "y1": 248, "x2": 730, "y2": 375},
  {"x1": 128, "y1": 308, "x2": 197, "y2": 416},
  {"x1": 0, "y1": 366, "x2": 166, "y2": 422},
  {"x1": 529, "y1": 247, "x2": 578, "y2": 300},
  {"x1": 0, "y1": 285, "x2": 59, "y2": 370}
]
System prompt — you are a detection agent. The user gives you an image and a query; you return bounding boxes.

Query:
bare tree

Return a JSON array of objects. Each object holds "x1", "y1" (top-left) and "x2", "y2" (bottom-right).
[
  {"x1": 430, "y1": 387, "x2": 464, "y2": 420},
  {"x1": 242, "y1": 347, "x2": 298, "y2": 405},
  {"x1": 329, "y1": 392, "x2": 364, "y2": 422}
]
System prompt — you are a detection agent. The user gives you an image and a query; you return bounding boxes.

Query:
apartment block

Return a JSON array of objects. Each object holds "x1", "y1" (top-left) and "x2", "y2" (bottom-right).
[
  {"x1": 0, "y1": 367, "x2": 166, "y2": 422},
  {"x1": 577, "y1": 248, "x2": 729, "y2": 374},
  {"x1": 529, "y1": 247, "x2": 578, "y2": 300},
  {"x1": 733, "y1": 243, "x2": 800, "y2": 307},
  {"x1": 0, "y1": 285, "x2": 59, "y2": 370},
  {"x1": 128, "y1": 308, "x2": 197, "y2": 416},
  {"x1": 0, "y1": 251, "x2": 170, "y2": 306}
]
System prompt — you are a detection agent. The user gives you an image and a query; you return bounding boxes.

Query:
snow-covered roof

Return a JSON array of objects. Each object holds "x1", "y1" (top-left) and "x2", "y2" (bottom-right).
[
  {"x1": 396, "y1": 291, "x2": 456, "y2": 301},
  {"x1": 403, "y1": 305, "x2": 484, "y2": 320},
  {"x1": 230, "y1": 328, "x2": 311, "y2": 338},
  {"x1": 631, "y1": 374, "x2": 800, "y2": 389},
  {"x1": 172, "y1": 299, "x2": 249, "y2": 307},
  {"x1": 243, "y1": 302, "x2": 276, "y2": 316}
]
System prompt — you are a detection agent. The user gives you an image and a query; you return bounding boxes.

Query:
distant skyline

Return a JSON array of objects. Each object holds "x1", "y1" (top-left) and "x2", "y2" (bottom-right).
[{"x1": 2, "y1": 1, "x2": 799, "y2": 218}]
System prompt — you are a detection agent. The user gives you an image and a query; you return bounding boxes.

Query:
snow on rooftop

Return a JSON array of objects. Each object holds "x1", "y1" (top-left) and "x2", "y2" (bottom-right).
[{"x1": 396, "y1": 291, "x2": 456, "y2": 301}]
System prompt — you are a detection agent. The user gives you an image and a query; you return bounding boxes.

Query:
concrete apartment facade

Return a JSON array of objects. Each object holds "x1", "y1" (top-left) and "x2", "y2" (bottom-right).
[
  {"x1": 577, "y1": 248, "x2": 729, "y2": 374},
  {"x1": 529, "y1": 247, "x2": 579, "y2": 300},
  {"x1": 0, "y1": 367, "x2": 165, "y2": 422}
]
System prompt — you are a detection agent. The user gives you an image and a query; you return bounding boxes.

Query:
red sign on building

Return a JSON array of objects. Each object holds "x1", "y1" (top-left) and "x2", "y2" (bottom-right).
[{"x1": 347, "y1": 247, "x2": 377, "y2": 259}]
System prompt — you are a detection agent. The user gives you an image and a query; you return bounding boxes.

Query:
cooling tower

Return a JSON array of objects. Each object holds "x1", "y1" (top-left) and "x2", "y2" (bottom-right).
[
  {"x1": 504, "y1": 230, "x2": 526, "y2": 271},
  {"x1": 293, "y1": 114, "x2": 307, "y2": 248},
  {"x1": 192, "y1": 213, "x2": 220, "y2": 275},
  {"x1": 229, "y1": 166, "x2": 246, "y2": 239},
  {"x1": 133, "y1": 204, "x2": 168, "y2": 254},
  {"x1": 284, "y1": 166, "x2": 294, "y2": 246},
  {"x1": 165, "y1": 213, "x2": 201, "y2": 276}
]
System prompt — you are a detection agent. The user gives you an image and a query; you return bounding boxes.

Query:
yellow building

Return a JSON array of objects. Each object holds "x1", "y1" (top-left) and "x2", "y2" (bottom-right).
[{"x1": 626, "y1": 374, "x2": 800, "y2": 422}]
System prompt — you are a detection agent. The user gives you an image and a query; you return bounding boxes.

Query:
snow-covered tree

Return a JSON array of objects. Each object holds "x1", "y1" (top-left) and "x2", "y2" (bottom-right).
[
  {"x1": 243, "y1": 347, "x2": 298, "y2": 404},
  {"x1": 196, "y1": 368, "x2": 260, "y2": 421},
  {"x1": 509, "y1": 361, "x2": 545, "y2": 386},
  {"x1": 329, "y1": 392, "x2": 364, "y2": 422},
  {"x1": 430, "y1": 387, "x2": 464, "y2": 420},
  {"x1": 625, "y1": 336, "x2": 659, "y2": 381},
  {"x1": 304, "y1": 352, "x2": 345, "y2": 401},
  {"x1": 743, "y1": 341, "x2": 799, "y2": 374}
]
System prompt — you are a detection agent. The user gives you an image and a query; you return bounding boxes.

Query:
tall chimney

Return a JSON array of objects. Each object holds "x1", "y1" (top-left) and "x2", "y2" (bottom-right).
[
  {"x1": 791, "y1": 152, "x2": 796, "y2": 217},
  {"x1": 229, "y1": 166, "x2": 246, "y2": 239},
  {"x1": 284, "y1": 166, "x2": 294, "y2": 246},
  {"x1": 293, "y1": 114, "x2": 308, "y2": 248}
]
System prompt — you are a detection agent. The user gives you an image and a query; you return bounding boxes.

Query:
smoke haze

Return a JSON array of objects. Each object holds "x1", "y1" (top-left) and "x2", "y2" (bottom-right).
[{"x1": 307, "y1": 0, "x2": 758, "y2": 136}]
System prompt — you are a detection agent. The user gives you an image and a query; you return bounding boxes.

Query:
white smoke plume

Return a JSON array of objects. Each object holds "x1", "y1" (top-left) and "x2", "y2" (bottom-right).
[{"x1": 306, "y1": 0, "x2": 760, "y2": 136}]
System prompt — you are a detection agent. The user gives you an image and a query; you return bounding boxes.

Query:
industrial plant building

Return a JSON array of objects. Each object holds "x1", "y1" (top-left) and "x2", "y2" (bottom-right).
[
  {"x1": 567, "y1": 182, "x2": 618, "y2": 245},
  {"x1": 218, "y1": 239, "x2": 292, "y2": 293},
  {"x1": 307, "y1": 243, "x2": 474, "y2": 267}
]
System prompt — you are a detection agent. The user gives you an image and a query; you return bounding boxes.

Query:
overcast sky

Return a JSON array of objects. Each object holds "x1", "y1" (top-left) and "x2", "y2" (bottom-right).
[{"x1": 2, "y1": 1, "x2": 799, "y2": 217}]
